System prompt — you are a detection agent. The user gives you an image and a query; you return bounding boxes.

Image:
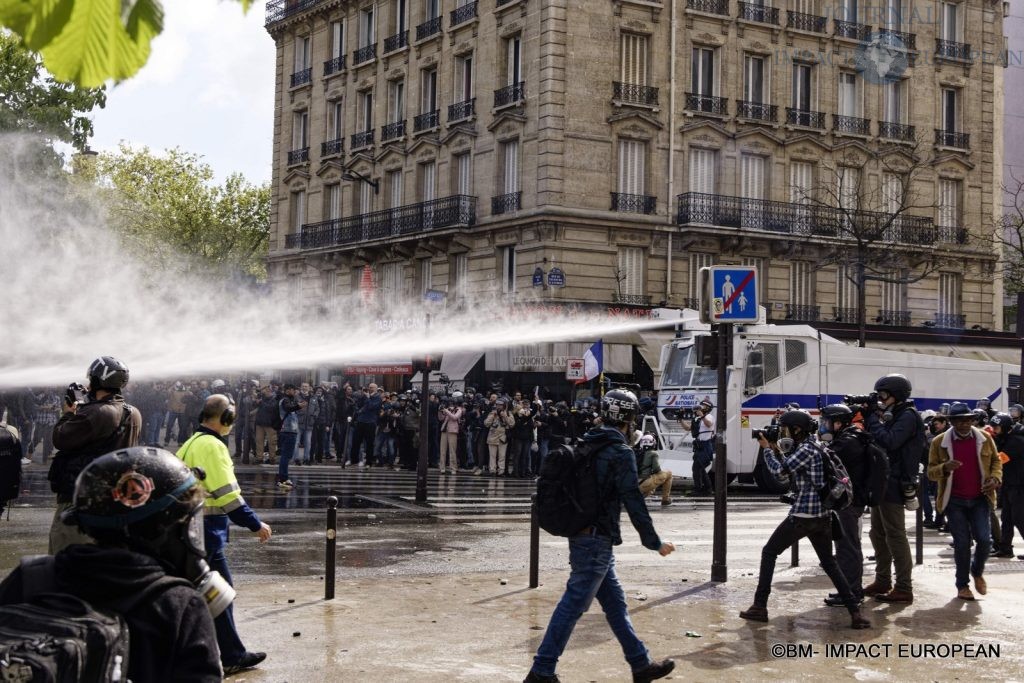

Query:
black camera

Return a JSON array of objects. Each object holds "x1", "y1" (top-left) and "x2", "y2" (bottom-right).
[
  {"x1": 752, "y1": 424, "x2": 781, "y2": 442},
  {"x1": 65, "y1": 382, "x2": 87, "y2": 406},
  {"x1": 779, "y1": 492, "x2": 797, "y2": 505},
  {"x1": 843, "y1": 393, "x2": 878, "y2": 406}
]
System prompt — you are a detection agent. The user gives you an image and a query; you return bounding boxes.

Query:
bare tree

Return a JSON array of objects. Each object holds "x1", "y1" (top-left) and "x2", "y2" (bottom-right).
[{"x1": 992, "y1": 173, "x2": 1024, "y2": 296}]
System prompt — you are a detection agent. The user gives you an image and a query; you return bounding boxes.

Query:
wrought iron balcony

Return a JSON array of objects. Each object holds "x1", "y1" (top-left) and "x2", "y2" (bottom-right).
[
  {"x1": 351, "y1": 129, "x2": 375, "y2": 150},
  {"x1": 682, "y1": 297, "x2": 701, "y2": 310},
  {"x1": 934, "y1": 312, "x2": 966, "y2": 329},
  {"x1": 414, "y1": 109, "x2": 440, "y2": 132},
  {"x1": 786, "y1": 107, "x2": 826, "y2": 128},
  {"x1": 290, "y1": 195, "x2": 477, "y2": 250},
  {"x1": 611, "y1": 192, "x2": 657, "y2": 215},
  {"x1": 494, "y1": 81, "x2": 526, "y2": 108},
  {"x1": 384, "y1": 31, "x2": 408, "y2": 53},
  {"x1": 324, "y1": 55, "x2": 346, "y2": 76},
  {"x1": 878, "y1": 121, "x2": 915, "y2": 141},
  {"x1": 416, "y1": 16, "x2": 442, "y2": 41},
  {"x1": 936, "y1": 39, "x2": 972, "y2": 61},
  {"x1": 876, "y1": 309, "x2": 911, "y2": 326},
  {"x1": 879, "y1": 27, "x2": 916, "y2": 50},
  {"x1": 290, "y1": 67, "x2": 312, "y2": 88},
  {"x1": 448, "y1": 98, "x2": 476, "y2": 122},
  {"x1": 285, "y1": 232, "x2": 301, "y2": 248},
  {"x1": 492, "y1": 191, "x2": 522, "y2": 215},
  {"x1": 685, "y1": 93, "x2": 728, "y2": 115},
  {"x1": 686, "y1": 0, "x2": 729, "y2": 14},
  {"x1": 786, "y1": 10, "x2": 826, "y2": 32},
  {"x1": 935, "y1": 129, "x2": 970, "y2": 149},
  {"x1": 612, "y1": 293, "x2": 653, "y2": 306},
  {"x1": 265, "y1": 0, "x2": 325, "y2": 26},
  {"x1": 736, "y1": 100, "x2": 777, "y2": 121},
  {"x1": 832, "y1": 306, "x2": 858, "y2": 323},
  {"x1": 833, "y1": 114, "x2": 871, "y2": 135},
  {"x1": 937, "y1": 225, "x2": 969, "y2": 244},
  {"x1": 785, "y1": 304, "x2": 820, "y2": 322},
  {"x1": 381, "y1": 120, "x2": 406, "y2": 142},
  {"x1": 834, "y1": 19, "x2": 871, "y2": 41},
  {"x1": 613, "y1": 82, "x2": 659, "y2": 106},
  {"x1": 676, "y1": 192, "x2": 938, "y2": 245},
  {"x1": 451, "y1": 1, "x2": 478, "y2": 26},
  {"x1": 738, "y1": 2, "x2": 779, "y2": 24},
  {"x1": 321, "y1": 138, "x2": 344, "y2": 157},
  {"x1": 287, "y1": 147, "x2": 309, "y2": 165},
  {"x1": 353, "y1": 44, "x2": 376, "y2": 65}
]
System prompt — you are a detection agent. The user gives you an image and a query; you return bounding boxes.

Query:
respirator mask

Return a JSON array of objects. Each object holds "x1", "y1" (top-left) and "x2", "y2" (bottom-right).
[
  {"x1": 817, "y1": 421, "x2": 833, "y2": 444},
  {"x1": 777, "y1": 427, "x2": 795, "y2": 454},
  {"x1": 163, "y1": 504, "x2": 236, "y2": 617}
]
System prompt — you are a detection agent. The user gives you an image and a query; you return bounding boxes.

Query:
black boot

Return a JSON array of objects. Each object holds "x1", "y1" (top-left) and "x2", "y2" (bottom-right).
[
  {"x1": 523, "y1": 672, "x2": 561, "y2": 683},
  {"x1": 633, "y1": 659, "x2": 676, "y2": 683}
]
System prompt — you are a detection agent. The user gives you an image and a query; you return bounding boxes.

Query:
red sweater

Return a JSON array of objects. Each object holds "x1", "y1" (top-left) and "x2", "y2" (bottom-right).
[{"x1": 950, "y1": 433, "x2": 983, "y2": 499}]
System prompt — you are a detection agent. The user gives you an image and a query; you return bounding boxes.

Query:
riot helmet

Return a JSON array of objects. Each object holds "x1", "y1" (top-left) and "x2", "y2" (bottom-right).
[
  {"x1": 873, "y1": 373, "x2": 912, "y2": 403},
  {"x1": 87, "y1": 356, "x2": 130, "y2": 391},
  {"x1": 600, "y1": 389, "x2": 640, "y2": 427}
]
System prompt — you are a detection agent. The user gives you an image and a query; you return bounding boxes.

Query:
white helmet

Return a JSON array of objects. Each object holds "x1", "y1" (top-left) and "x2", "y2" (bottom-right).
[
  {"x1": 638, "y1": 434, "x2": 656, "y2": 450},
  {"x1": 211, "y1": 379, "x2": 226, "y2": 389}
]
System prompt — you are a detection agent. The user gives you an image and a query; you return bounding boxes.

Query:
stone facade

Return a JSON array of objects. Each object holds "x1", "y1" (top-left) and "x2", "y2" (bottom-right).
[{"x1": 265, "y1": 0, "x2": 1004, "y2": 330}]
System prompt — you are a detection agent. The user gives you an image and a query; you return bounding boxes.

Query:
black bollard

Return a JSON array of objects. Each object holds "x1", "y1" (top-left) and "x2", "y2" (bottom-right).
[
  {"x1": 325, "y1": 496, "x2": 338, "y2": 600},
  {"x1": 915, "y1": 504, "x2": 923, "y2": 565},
  {"x1": 791, "y1": 539, "x2": 799, "y2": 568},
  {"x1": 529, "y1": 493, "x2": 539, "y2": 589}
]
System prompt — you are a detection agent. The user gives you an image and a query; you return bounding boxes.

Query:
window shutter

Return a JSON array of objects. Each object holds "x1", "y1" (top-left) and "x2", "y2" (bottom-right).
[
  {"x1": 741, "y1": 155, "x2": 765, "y2": 200},
  {"x1": 332, "y1": 21, "x2": 343, "y2": 59},
  {"x1": 618, "y1": 247, "x2": 644, "y2": 296},
  {"x1": 504, "y1": 141, "x2": 519, "y2": 194},
  {"x1": 789, "y1": 162, "x2": 812, "y2": 203},
  {"x1": 621, "y1": 34, "x2": 648, "y2": 85},
  {"x1": 689, "y1": 149, "x2": 715, "y2": 194}
]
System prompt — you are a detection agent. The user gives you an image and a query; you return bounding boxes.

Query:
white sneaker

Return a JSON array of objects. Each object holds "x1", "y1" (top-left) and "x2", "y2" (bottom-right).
[
  {"x1": 473, "y1": 468, "x2": 482, "y2": 476},
  {"x1": 276, "y1": 480, "x2": 294, "y2": 489},
  {"x1": 20, "y1": 458, "x2": 31, "y2": 466}
]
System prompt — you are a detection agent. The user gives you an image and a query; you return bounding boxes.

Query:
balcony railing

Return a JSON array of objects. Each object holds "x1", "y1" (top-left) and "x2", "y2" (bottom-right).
[
  {"x1": 494, "y1": 81, "x2": 526, "y2": 108},
  {"x1": 383, "y1": 31, "x2": 408, "y2": 53},
  {"x1": 321, "y1": 138, "x2": 344, "y2": 157},
  {"x1": 612, "y1": 293, "x2": 653, "y2": 306},
  {"x1": 492, "y1": 191, "x2": 522, "y2": 215},
  {"x1": 786, "y1": 107, "x2": 826, "y2": 128},
  {"x1": 351, "y1": 129, "x2": 375, "y2": 150},
  {"x1": 353, "y1": 44, "x2": 376, "y2": 65},
  {"x1": 737, "y1": 100, "x2": 777, "y2": 121},
  {"x1": 833, "y1": 114, "x2": 871, "y2": 135},
  {"x1": 448, "y1": 98, "x2": 476, "y2": 122},
  {"x1": 937, "y1": 225, "x2": 969, "y2": 244},
  {"x1": 685, "y1": 93, "x2": 728, "y2": 115},
  {"x1": 738, "y1": 2, "x2": 779, "y2": 24},
  {"x1": 289, "y1": 195, "x2": 477, "y2": 250},
  {"x1": 414, "y1": 109, "x2": 440, "y2": 132},
  {"x1": 381, "y1": 120, "x2": 406, "y2": 142},
  {"x1": 686, "y1": 0, "x2": 729, "y2": 13},
  {"x1": 787, "y1": 10, "x2": 827, "y2": 32},
  {"x1": 682, "y1": 297, "x2": 701, "y2": 310},
  {"x1": 416, "y1": 16, "x2": 442, "y2": 41},
  {"x1": 785, "y1": 304, "x2": 821, "y2": 322},
  {"x1": 450, "y1": 1, "x2": 478, "y2": 25},
  {"x1": 324, "y1": 55, "x2": 346, "y2": 76},
  {"x1": 832, "y1": 306, "x2": 858, "y2": 323},
  {"x1": 879, "y1": 27, "x2": 916, "y2": 50},
  {"x1": 265, "y1": 0, "x2": 325, "y2": 26},
  {"x1": 676, "y1": 192, "x2": 938, "y2": 245},
  {"x1": 936, "y1": 39, "x2": 972, "y2": 61},
  {"x1": 612, "y1": 81, "x2": 660, "y2": 107},
  {"x1": 934, "y1": 313, "x2": 966, "y2": 329},
  {"x1": 876, "y1": 309, "x2": 911, "y2": 326},
  {"x1": 287, "y1": 147, "x2": 309, "y2": 165},
  {"x1": 611, "y1": 192, "x2": 657, "y2": 215},
  {"x1": 290, "y1": 67, "x2": 312, "y2": 88},
  {"x1": 878, "y1": 121, "x2": 915, "y2": 141},
  {"x1": 935, "y1": 129, "x2": 970, "y2": 149},
  {"x1": 834, "y1": 19, "x2": 871, "y2": 41}
]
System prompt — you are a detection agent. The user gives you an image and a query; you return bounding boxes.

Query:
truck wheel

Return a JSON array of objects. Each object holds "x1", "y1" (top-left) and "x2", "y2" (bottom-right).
[{"x1": 753, "y1": 463, "x2": 789, "y2": 494}]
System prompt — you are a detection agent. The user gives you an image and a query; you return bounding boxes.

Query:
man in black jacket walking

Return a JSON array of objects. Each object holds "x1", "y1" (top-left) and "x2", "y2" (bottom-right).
[{"x1": 991, "y1": 413, "x2": 1024, "y2": 558}]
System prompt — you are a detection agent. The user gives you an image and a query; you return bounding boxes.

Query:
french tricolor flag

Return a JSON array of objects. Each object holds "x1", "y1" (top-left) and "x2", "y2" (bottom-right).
[{"x1": 581, "y1": 340, "x2": 603, "y2": 382}]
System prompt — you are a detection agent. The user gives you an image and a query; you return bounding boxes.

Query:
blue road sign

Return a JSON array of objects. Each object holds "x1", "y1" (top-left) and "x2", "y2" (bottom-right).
[{"x1": 709, "y1": 266, "x2": 758, "y2": 323}]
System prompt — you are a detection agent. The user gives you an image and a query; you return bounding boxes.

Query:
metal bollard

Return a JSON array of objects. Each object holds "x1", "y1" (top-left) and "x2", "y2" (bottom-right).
[
  {"x1": 529, "y1": 493, "x2": 539, "y2": 589},
  {"x1": 325, "y1": 496, "x2": 338, "y2": 600},
  {"x1": 790, "y1": 539, "x2": 799, "y2": 568},
  {"x1": 915, "y1": 505, "x2": 924, "y2": 565}
]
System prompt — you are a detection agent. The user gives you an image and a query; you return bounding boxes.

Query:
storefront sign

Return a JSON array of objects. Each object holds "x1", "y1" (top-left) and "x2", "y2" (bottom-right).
[
  {"x1": 547, "y1": 267, "x2": 565, "y2": 287},
  {"x1": 343, "y1": 363, "x2": 414, "y2": 375},
  {"x1": 375, "y1": 317, "x2": 428, "y2": 331},
  {"x1": 565, "y1": 358, "x2": 585, "y2": 380}
]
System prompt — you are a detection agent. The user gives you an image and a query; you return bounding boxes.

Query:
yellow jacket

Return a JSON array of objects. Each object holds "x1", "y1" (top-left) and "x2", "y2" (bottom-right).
[
  {"x1": 927, "y1": 427, "x2": 1002, "y2": 514},
  {"x1": 176, "y1": 429, "x2": 245, "y2": 516}
]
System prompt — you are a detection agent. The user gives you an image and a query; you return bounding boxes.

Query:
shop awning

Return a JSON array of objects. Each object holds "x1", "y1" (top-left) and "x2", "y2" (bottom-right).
[
  {"x1": 863, "y1": 341, "x2": 1021, "y2": 366},
  {"x1": 410, "y1": 351, "x2": 483, "y2": 389},
  {"x1": 636, "y1": 329, "x2": 678, "y2": 388}
]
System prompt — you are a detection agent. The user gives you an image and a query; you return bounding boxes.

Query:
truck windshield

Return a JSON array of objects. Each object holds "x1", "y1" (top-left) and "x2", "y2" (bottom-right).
[{"x1": 662, "y1": 344, "x2": 716, "y2": 388}]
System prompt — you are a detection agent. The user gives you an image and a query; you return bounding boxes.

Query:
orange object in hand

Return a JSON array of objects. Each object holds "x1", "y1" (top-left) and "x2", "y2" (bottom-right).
[{"x1": 999, "y1": 451, "x2": 1010, "y2": 464}]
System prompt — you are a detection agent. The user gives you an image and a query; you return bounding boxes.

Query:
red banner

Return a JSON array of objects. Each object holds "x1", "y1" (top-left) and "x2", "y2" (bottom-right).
[{"x1": 343, "y1": 363, "x2": 413, "y2": 375}]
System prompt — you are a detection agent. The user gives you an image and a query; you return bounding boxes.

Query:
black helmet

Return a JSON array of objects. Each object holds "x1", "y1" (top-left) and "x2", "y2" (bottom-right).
[
  {"x1": 1011, "y1": 404, "x2": 1024, "y2": 420},
  {"x1": 972, "y1": 408, "x2": 989, "y2": 423},
  {"x1": 601, "y1": 389, "x2": 639, "y2": 426},
  {"x1": 66, "y1": 447, "x2": 202, "y2": 546},
  {"x1": 976, "y1": 398, "x2": 992, "y2": 410},
  {"x1": 873, "y1": 373, "x2": 912, "y2": 402},
  {"x1": 87, "y1": 356, "x2": 130, "y2": 391},
  {"x1": 990, "y1": 413, "x2": 1014, "y2": 431},
  {"x1": 820, "y1": 404, "x2": 854, "y2": 426},
  {"x1": 947, "y1": 402, "x2": 972, "y2": 418},
  {"x1": 779, "y1": 409, "x2": 816, "y2": 434}
]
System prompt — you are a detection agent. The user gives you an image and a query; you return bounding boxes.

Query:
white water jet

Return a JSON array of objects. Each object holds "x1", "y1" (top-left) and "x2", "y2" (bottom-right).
[{"x1": 0, "y1": 135, "x2": 675, "y2": 388}]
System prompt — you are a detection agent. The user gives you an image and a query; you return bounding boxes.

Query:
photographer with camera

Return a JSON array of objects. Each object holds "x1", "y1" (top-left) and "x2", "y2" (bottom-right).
[
  {"x1": 690, "y1": 400, "x2": 715, "y2": 495},
  {"x1": 484, "y1": 399, "x2": 515, "y2": 477},
  {"x1": 858, "y1": 374, "x2": 926, "y2": 604},
  {"x1": 740, "y1": 410, "x2": 870, "y2": 629},
  {"x1": 438, "y1": 394, "x2": 465, "y2": 475},
  {"x1": 48, "y1": 357, "x2": 142, "y2": 554}
]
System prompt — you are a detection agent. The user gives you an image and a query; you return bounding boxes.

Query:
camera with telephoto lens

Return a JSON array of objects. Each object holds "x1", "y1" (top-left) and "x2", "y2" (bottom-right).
[
  {"x1": 843, "y1": 393, "x2": 878, "y2": 407},
  {"x1": 751, "y1": 424, "x2": 781, "y2": 442}
]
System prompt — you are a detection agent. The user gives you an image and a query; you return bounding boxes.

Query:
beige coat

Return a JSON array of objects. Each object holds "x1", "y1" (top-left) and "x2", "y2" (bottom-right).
[
  {"x1": 484, "y1": 410, "x2": 515, "y2": 446},
  {"x1": 926, "y1": 426, "x2": 1002, "y2": 514}
]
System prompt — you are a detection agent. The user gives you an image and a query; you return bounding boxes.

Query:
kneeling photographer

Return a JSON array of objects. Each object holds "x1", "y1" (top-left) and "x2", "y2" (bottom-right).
[{"x1": 740, "y1": 410, "x2": 870, "y2": 629}]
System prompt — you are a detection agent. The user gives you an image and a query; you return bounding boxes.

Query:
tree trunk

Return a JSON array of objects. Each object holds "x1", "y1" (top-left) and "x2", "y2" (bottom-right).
[{"x1": 857, "y1": 260, "x2": 867, "y2": 348}]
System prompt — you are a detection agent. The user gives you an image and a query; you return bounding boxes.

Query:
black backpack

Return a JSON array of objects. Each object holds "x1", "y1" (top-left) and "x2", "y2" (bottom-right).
[
  {"x1": 536, "y1": 441, "x2": 601, "y2": 537},
  {"x1": 0, "y1": 424, "x2": 21, "y2": 510},
  {"x1": 819, "y1": 446, "x2": 853, "y2": 511},
  {"x1": 0, "y1": 556, "x2": 189, "y2": 683},
  {"x1": 854, "y1": 431, "x2": 891, "y2": 507}
]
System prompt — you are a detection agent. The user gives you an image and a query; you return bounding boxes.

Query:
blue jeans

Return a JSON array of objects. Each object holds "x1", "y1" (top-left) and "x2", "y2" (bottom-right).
[
  {"x1": 946, "y1": 496, "x2": 991, "y2": 589},
  {"x1": 278, "y1": 431, "x2": 297, "y2": 482},
  {"x1": 375, "y1": 431, "x2": 396, "y2": 465},
  {"x1": 298, "y1": 427, "x2": 315, "y2": 463},
  {"x1": 532, "y1": 534, "x2": 651, "y2": 677},
  {"x1": 204, "y1": 525, "x2": 247, "y2": 664},
  {"x1": 538, "y1": 438, "x2": 550, "y2": 470}
]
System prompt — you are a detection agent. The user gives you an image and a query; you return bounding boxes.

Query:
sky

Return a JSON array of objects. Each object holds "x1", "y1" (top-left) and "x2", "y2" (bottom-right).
[{"x1": 88, "y1": 0, "x2": 275, "y2": 185}]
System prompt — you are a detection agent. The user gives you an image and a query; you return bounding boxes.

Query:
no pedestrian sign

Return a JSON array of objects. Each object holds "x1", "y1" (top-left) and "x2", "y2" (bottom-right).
[{"x1": 709, "y1": 266, "x2": 758, "y2": 323}]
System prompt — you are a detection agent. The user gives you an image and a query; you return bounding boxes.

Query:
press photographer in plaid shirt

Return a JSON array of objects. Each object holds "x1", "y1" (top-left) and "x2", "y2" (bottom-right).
[{"x1": 739, "y1": 409, "x2": 870, "y2": 630}]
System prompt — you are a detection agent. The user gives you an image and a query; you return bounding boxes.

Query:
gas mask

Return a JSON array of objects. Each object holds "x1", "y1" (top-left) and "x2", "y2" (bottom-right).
[
  {"x1": 161, "y1": 505, "x2": 236, "y2": 618},
  {"x1": 777, "y1": 427, "x2": 795, "y2": 454}
]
